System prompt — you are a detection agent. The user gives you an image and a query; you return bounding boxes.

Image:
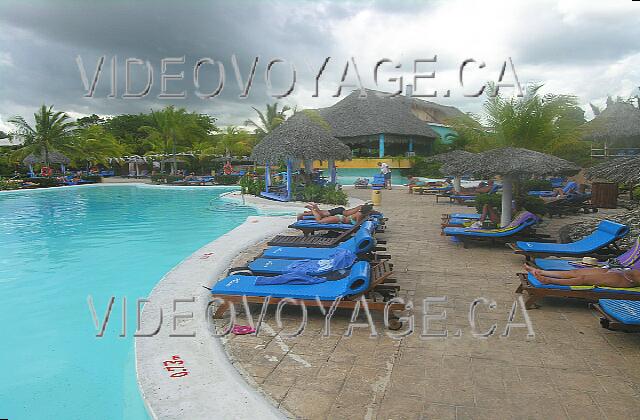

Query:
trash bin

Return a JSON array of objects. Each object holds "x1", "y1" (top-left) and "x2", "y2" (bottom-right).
[
  {"x1": 371, "y1": 188, "x2": 382, "y2": 206},
  {"x1": 591, "y1": 182, "x2": 618, "y2": 209}
]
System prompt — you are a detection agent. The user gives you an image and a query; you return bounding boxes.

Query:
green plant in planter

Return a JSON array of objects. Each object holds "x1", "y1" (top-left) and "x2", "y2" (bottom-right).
[
  {"x1": 214, "y1": 175, "x2": 238, "y2": 185},
  {"x1": 521, "y1": 179, "x2": 552, "y2": 192}
]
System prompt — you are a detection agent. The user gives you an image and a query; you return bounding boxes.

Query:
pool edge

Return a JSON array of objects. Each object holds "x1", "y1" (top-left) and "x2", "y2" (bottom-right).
[{"x1": 134, "y1": 215, "x2": 293, "y2": 420}]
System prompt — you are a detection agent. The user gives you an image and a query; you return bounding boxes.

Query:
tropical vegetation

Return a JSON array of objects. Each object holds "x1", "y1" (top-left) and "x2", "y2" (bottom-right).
[{"x1": 447, "y1": 84, "x2": 591, "y2": 165}]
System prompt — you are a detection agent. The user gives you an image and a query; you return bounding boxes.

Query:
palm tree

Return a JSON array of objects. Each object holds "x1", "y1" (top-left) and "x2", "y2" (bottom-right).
[
  {"x1": 246, "y1": 102, "x2": 291, "y2": 140},
  {"x1": 448, "y1": 84, "x2": 588, "y2": 163},
  {"x1": 215, "y1": 126, "x2": 254, "y2": 157},
  {"x1": 68, "y1": 125, "x2": 126, "y2": 171},
  {"x1": 141, "y1": 106, "x2": 207, "y2": 174},
  {"x1": 9, "y1": 105, "x2": 76, "y2": 165}
]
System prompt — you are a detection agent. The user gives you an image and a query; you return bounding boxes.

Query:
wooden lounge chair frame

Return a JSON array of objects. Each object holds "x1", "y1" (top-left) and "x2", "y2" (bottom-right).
[
  {"x1": 590, "y1": 303, "x2": 640, "y2": 332},
  {"x1": 515, "y1": 272, "x2": 640, "y2": 309},
  {"x1": 210, "y1": 261, "x2": 405, "y2": 329},
  {"x1": 507, "y1": 241, "x2": 622, "y2": 262}
]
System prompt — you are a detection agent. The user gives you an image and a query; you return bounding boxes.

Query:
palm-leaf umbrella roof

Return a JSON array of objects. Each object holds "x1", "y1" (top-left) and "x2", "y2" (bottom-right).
[
  {"x1": 585, "y1": 156, "x2": 640, "y2": 185},
  {"x1": 23, "y1": 151, "x2": 70, "y2": 165},
  {"x1": 250, "y1": 111, "x2": 352, "y2": 164},
  {"x1": 442, "y1": 147, "x2": 579, "y2": 178},
  {"x1": 583, "y1": 101, "x2": 640, "y2": 141},
  {"x1": 426, "y1": 150, "x2": 476, "y2": 175},
  {"x1": 317, "y1": 89, "x2": 440, "y2": 141}
]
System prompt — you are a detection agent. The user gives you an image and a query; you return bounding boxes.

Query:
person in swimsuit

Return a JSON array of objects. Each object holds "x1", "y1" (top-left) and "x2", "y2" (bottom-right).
[
  {"x1": 524, "y1": 264, "x2": 640, "y2": 288},
  {"x1": 307, "y1": 203, "x2": 372, "y2": 225},
  {"x1": 297, "y1": 203, "x2": 375, "y2": 220}
]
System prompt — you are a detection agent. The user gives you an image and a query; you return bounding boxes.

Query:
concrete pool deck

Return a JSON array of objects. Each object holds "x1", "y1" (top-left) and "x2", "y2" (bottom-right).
[{"x1": 218, "y1": 188, "x2": 640, "y2": 419}]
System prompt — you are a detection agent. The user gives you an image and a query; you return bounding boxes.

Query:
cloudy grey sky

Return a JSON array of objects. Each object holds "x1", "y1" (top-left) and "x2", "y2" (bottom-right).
[{"x1": 1, "y1": 0, "x2": 639, "y2": 133}]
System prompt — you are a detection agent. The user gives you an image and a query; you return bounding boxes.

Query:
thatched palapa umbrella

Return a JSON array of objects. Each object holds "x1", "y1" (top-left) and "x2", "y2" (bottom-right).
[
  {"x1": 250, "y1": 111, "x2": 352, "y2": 201},
  {"x1": 23, "y1": 151, "x2": 71, "y2": 174},
  {"x1": 444, "y1": 147, "x2": 580, "y2": 226},
  {"x1": 427, "y1": 150, "x2": 476, "y2": 192},
  {"x1": 583, "y1": 100, "x2": 640, "y2": 146},
  {"x1": 586, "y1": 156, "x2": 640, "y2": 185}
]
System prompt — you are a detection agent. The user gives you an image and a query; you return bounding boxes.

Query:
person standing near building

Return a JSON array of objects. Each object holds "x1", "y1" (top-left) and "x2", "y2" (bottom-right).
[{"x1": 378, "y1": 161, "x2": 392, "y2": 190}]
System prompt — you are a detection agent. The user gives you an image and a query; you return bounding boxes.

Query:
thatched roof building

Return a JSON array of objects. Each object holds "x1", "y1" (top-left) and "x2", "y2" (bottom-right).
[
  {"x1": 250, "y1": 111, "x2": 352, "y2": 164},
  {"x1": 586, "y1": 156, "x2": 640, "y2": 185},
  {"x1": 318, "y1": 89, "x2": 440, "y2": 142},
  {"x1": 583, "y1": 100, "x2": 640, "y2": 143},
  {"x1": 23, "y1": 151, "x2": 70, "y2": 165}
]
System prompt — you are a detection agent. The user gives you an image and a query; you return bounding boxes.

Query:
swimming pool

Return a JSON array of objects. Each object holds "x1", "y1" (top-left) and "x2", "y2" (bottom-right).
[
  {"x1": 335, "y1": 167, "x2": 408, "y2": 186},
  {"x1": 0, "y1": 184, "x2": 257, "y2": 419}
]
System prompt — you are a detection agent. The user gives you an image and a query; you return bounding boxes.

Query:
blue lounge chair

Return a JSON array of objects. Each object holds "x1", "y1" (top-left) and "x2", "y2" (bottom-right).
[
  {"x1": 209, "y1": 260, "x2": 403, "y2": 324},
  {"x1": 533, "y1": 236, "x2": 640, "y2": 271},
  {"x1": 528, "y1": 181, "x2": 578, "y2": 197},
  {"x1": 516, "y1": 272, "x2": 640, "y2": 309},
  {"x1": 268, "y1": 221, "x2": 376, "y2": 248},
  {"x1": 509, "y1": 220, "x2": 629, "y2": 260},
  {"x1": 449, "y1": 213, "x2": 481, "y2": 220},
  {"x1": 443, "y1": 211, "x2": 542, "y2": 248},
  {"x1": 261, "y1": 227, "x2": 377, "y2": 260},
  {"x1": 593, "y1": 300, "x2": 640, "y2": 332},
  {"x1": 289, "y1": 214, "x2": 384, "y2": 236},
  {"x1": 212, "y1": 261, "x2": 372, "y2": 300}
]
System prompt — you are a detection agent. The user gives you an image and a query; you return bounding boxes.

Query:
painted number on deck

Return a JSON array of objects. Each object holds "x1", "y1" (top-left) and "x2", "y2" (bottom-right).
[{"x1": 163, "y1": 355, "x2": 189, "y2": 378}]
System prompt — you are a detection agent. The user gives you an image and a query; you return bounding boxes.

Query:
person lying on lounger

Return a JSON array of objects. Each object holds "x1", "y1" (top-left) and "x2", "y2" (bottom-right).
[
  {"x1": 297, "y1": 203, "x2": 376, "y2": 220},
  {"x1": 524, "y1": 264, "x2": 640, "y2": 288},
  {"x1": 305, "y1": 203, "x2": 373, "y2": 225}
]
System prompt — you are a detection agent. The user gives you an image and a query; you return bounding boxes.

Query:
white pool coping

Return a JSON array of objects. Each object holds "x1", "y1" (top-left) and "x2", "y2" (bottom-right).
[{"x1": 135, "y1": 215, "x2": 294, "y2": 419}]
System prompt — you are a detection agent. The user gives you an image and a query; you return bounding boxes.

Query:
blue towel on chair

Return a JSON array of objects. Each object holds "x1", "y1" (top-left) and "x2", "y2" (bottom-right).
[
  {"x1": 284, "y1": 249, "x2": 357, "y2": 275},
  {"x1": 255, "y1": 272, "x2": 329, "y2": 285}
]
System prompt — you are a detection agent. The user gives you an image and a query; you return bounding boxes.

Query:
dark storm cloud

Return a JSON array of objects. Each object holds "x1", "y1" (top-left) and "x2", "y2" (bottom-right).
[
  {"x1": 513, "y1": 12, "x2": 640, "y2": 65},
  {"x1": 0, "y1": 0, "x2": 353, "y2": 124}
]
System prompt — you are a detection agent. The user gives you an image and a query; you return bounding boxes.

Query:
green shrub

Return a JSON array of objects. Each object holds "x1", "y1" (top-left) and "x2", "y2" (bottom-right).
[
  {"x1": 214, "y1": 175, "x2": 239, "y2": 185},
  {"x1": 521, "y1": 195, "x2": 546, "y2": 216},
  {"x1": 0, "y1": 179, "x2": 21, "y2": 190},
  {"x1": 521, "y1": 179, "x2": 552, "y2": 192},
  {"x1": 321, "y1": 186, "x2": 348, "y2": 205},
  {"x1": 151, "y1": 174, "x2": 182, "y2": 184},
  {"x1": 239, "y1": 175, "x2": 265, "y2": 195},
  {"x1": 81, "y1": 175, "x2": 102, "y2": 183},
  {"x1": 400, "y1": 157, "x2": 443, "y2": 178},
  {"x1": 32, "y1": 177, "x2": 64, "y2": 188},
  {"x1": 297, "y1": 183, "x2": 347, "y2": 205},
  {"x1": 475, "y1": 192, "x2": 546, "y2": 216},
  {"x1": 474, "y1": 193, "x2": 502, "y2": 213},
  {"x1": 632, "y1": 186, "x2": 640, "y2": 201}
]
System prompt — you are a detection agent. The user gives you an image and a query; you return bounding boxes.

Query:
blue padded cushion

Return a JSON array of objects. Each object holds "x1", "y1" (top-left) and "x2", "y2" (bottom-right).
[
  {"x1": 449, "y1": 213, "x2": 481, "y2": 220},
  {"x1": 212, "y1": 261, "x2": 370, "y2": 299},
  {"x1": 448, "y1": 218, "x2": 469, "y2": 226},
  {"x1": 599, "y1": 300, "x2": 640, "y2": 325},
  {"x1": 516, "y1": 221, "x2": 629, "y2": 254},
  {"x1": 443, "y1": 216, "x2": 536, "y2": 238}
]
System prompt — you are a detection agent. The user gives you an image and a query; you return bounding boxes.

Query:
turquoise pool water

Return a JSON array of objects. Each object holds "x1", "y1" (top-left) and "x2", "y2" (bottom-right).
[
  {"x1": 336, "y1": 167, "x2": 408, "y2": 186},
  {"x1": 0, "y1": 185, "x2": 257, "y2": 419}
]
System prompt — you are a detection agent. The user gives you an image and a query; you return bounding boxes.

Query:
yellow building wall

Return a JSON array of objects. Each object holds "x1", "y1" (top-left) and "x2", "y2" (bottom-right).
[{"x1": 311, "y1": 158, "x2": 413, "y2": 169}]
